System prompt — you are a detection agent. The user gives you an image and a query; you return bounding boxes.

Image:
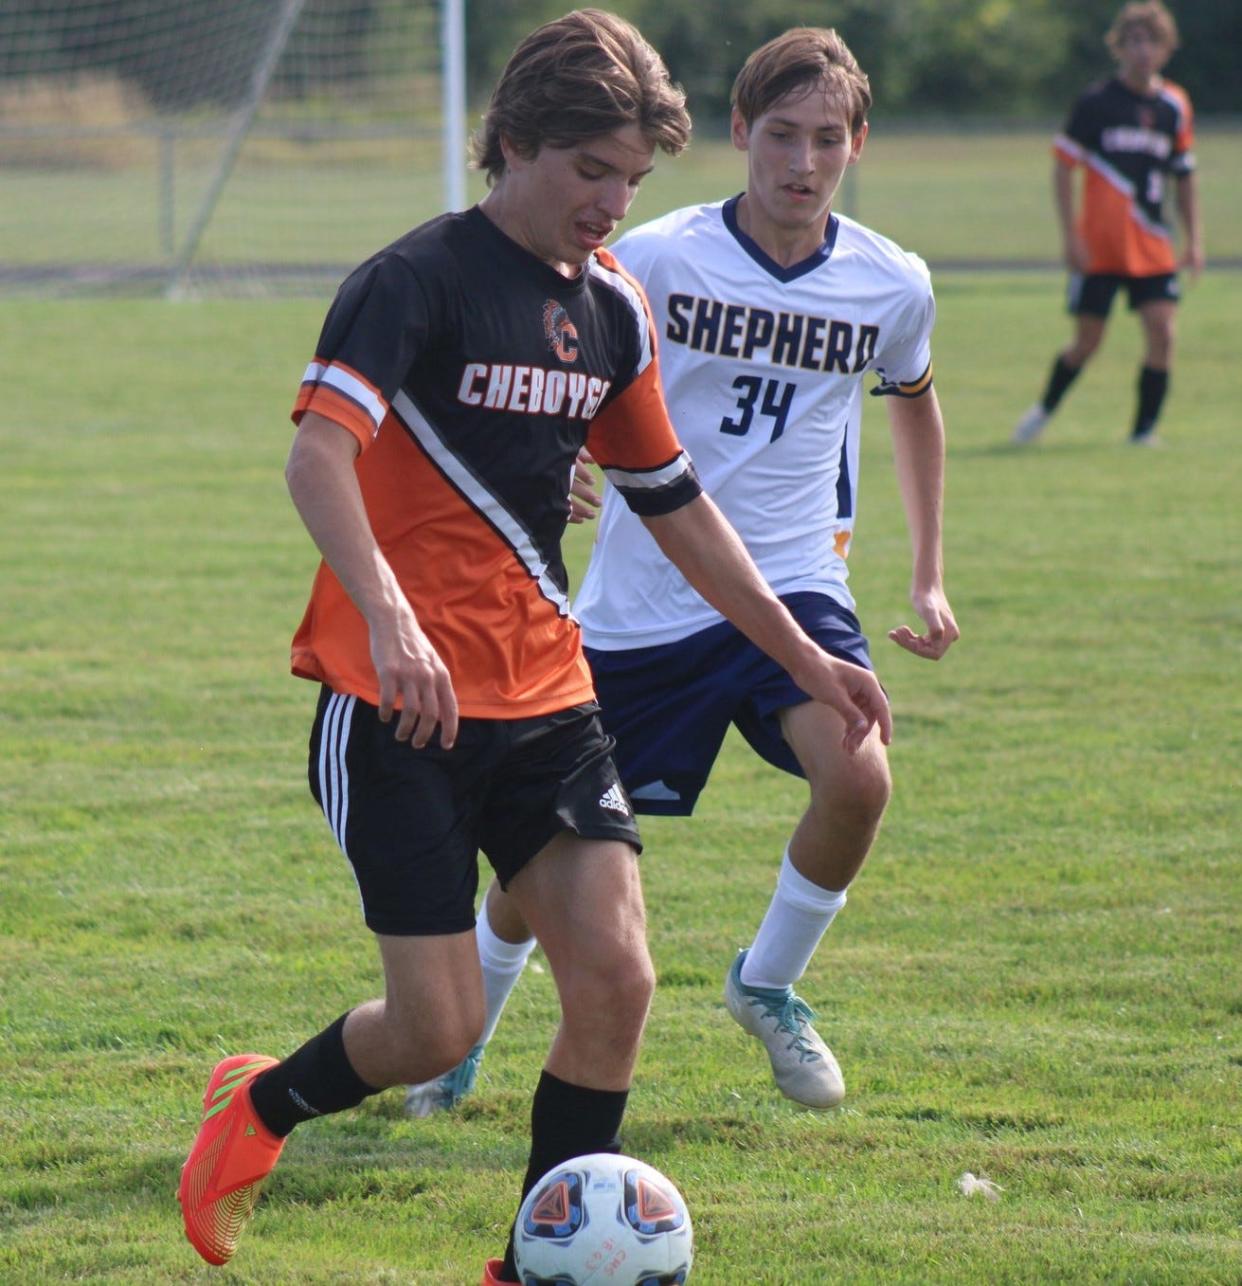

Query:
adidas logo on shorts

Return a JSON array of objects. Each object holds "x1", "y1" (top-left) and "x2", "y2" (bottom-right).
[{"x1": 598, "y1": 782, "x2": 630, "y2": 816}]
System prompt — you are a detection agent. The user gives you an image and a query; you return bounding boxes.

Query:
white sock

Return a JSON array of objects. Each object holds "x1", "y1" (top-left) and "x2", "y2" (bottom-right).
[
  {"x1": 476, "y1": 900, "x2": 536, "y2": 1047},
  {"x1": 739, "y1": 850, "x2": 847, "y2": 992}
]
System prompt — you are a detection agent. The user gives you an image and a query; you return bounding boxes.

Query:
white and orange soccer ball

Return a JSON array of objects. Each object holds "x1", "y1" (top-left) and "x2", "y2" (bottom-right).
[{"x1": 513, "y1": 1153, "x2": 693, "y2": 1285}]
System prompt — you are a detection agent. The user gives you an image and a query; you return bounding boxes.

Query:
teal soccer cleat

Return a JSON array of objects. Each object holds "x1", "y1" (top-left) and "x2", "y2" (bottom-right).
[
  {"x1": 724, "y1": 949, "x2": 845, "y2": 1109},
  {"x1": 404, "y1": 1044, "x2": 485, "y2": 1118}
]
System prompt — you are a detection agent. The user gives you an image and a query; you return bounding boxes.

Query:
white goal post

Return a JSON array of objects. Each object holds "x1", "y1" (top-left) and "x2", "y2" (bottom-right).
[{"x1": 0, "y1": 0, "x2": 469, "y2": 297}]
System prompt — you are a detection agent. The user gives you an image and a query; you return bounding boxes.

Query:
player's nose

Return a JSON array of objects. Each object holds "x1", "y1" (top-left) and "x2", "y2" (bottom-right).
[
  {"x1": 597, "y1": 176, "x2": 632, "y2": 221},
  {"x1": 787, "y1": 136, "x2": 814, "y2": 174}
]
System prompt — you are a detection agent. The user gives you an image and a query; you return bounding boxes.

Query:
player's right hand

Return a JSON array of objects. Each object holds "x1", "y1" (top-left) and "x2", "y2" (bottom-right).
[
  {"x1": 567, "y1": 448, "x2": 601, "y2": 524},
  {"x1": 795, "y1": 652, "x2": 892, "y2": 754},
  {"x1": 369, "y1": 606, "x2": 459, "y2": 749},
  {"x1": 1063, "y1": 232, "x2": 1090, "y2": 274}
]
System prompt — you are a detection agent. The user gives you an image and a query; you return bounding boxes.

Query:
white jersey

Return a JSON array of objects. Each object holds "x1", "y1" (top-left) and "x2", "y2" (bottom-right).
[{"x1": 576, "y1": 197, "x2": 935, "y2": 650}]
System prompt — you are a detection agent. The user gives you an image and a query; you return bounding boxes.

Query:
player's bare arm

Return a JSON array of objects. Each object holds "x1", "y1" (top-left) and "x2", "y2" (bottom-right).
[
  {"x1": 1176, "y1": 171, "x2": 1204, "y2": 278},
  {"x1": 885, "y1": 388, "x2": 960, "y2": 662},
  {"x1": 1053, "y1": 160, "x2": 1089, "y2": 273},
  {"x1": 639, "y1": 493, "x2": 892, "y2": 752},
  {"x1": 285, "y1": 410, "x2": 459, "y2": 748}
]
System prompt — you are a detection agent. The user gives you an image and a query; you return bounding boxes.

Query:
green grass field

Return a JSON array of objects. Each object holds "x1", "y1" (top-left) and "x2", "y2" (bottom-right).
[{"x1": 2, "y1": 258, "x2": 1240, "y2": 1279}]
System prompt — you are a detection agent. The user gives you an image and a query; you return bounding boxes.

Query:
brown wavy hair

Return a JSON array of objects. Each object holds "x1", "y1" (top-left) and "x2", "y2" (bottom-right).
[
  {"x1": 472, "y1": 9, "x2": 690, "y2": 184},
  {"x1": 1106, "y1": 1, "x2": 1180, "y2": 55},
  {"x1": 731, "y1": 28, "x2": 872, "y2": 135}
]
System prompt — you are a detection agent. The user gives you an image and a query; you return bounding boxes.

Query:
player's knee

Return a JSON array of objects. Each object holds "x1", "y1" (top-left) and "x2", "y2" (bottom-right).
[
  {"x1": 820, "y1": 752, "x2": 891, "y2": 827},
  {"x1": 1148, "y1": 326, "x2": 1174, "y2": 364},
  {"x1": 601, "y1": 946, "x2": 655, "y2": 1026},
  {"x1": 854, "y1": 761, "x2": 892, "y2": 825},
  {"x1": 565, "y1": 941, "x2": 654, "y2": 1039},
  {"x1": 621, "y1": 948, "x2": 657, "y2": 1020}
]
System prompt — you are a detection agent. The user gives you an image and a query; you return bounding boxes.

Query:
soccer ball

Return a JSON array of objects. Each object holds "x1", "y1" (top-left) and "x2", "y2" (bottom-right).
[{"x1": 513, "y1": 1152, "x2": 693, "y2": 1285}]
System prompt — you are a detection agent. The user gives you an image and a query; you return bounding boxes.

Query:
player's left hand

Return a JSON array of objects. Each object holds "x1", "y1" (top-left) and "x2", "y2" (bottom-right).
[
  {"x1": 1180, "y1": 244, "x2": 1205, "y2": 281},
  {"x1": 568, "y1": 448, "x2": 601, "y2": 523},
  {"x1": 889, "y1": 586, "x2": 959, "y2": 661}
]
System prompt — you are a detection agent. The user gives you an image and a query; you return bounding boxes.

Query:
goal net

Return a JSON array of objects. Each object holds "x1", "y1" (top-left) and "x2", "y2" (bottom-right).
[{"x1": 0, "y1": 0, "x2": 467, "y2": 297}]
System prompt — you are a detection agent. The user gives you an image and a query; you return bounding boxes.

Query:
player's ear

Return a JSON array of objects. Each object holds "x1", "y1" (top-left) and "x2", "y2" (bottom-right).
[
  {"x1": 498, "y1": 132, "x2": 533, "y2": 172},
  {"x1": 849, "y1": 120, "x2": 869, "y2": 164},
  {"x1": 730, "y1": 108, "x2": 750, "y2": 153}
]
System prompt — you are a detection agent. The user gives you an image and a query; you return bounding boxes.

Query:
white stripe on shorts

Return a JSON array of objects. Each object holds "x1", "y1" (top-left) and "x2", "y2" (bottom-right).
[
  {"x1": 316, "y1": 693, "x2": 336, "y2": 835},
  {"x1": 318, "y1": 691, "x2": 356, "y2": 856}
]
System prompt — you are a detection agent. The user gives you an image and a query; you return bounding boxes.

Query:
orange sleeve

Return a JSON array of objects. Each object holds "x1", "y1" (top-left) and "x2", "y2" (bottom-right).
[
  {"x1": 291, "y1": 357, "x2": 388, "y2": 453},
  {"x1": 1170, "y1": 83, "x2": 1195, "y2": 154},
  {"x1": 585, "y1": 355, "x2": 682, "y2": 470}
]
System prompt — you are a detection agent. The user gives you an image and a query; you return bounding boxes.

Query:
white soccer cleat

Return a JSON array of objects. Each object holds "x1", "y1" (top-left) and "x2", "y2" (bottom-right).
[
  {"x1": 724, "y1": 950, "x2": 845, "y2": 1109},
  {"x1": 1011, "y1": 404, "x2": 1050, "y2": 444}
]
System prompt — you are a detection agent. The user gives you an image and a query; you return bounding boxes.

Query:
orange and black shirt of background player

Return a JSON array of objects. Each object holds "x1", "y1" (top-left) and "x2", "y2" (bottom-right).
[{"x1": 1054, "y1": 76, "x2": 1194, "y2": 277}]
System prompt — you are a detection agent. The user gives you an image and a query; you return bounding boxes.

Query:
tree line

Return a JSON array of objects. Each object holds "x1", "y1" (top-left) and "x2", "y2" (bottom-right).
[
  {"x1": 472, "y1": 0, "x2": 1239, "y2": 120},
  {"x1": 3, "y1": 0, "x2": 1237, "y2": 119}
]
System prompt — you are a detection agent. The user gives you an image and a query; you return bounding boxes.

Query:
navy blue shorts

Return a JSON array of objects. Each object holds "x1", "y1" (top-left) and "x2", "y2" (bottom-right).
[
  {"x1": 308, "y1": 688, "x2": 640, "y2": 936},
  {"x1": 1068, "y1": 272, "x2": 1179, "y2": 317},
  {"x1": 583, "y1": 592, "x2": 872, "y2": 817}
]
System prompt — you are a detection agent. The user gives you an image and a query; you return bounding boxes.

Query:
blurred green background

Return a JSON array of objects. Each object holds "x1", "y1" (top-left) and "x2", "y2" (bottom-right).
[{"x1": 2, "y1": 1, "x2": 1236, "y2": 293}]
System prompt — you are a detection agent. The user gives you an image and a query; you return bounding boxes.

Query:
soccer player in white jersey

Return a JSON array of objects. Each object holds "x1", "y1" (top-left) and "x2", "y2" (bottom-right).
[{"x1": 407, "y1": 26, "x2": 957, "y2": 1115}]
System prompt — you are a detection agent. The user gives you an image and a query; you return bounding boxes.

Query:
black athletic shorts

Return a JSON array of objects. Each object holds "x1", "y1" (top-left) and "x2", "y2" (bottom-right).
[
  {"x1": 307, "y1": 686, "x2": 641, "y2": 936},
  {"x1": 1068, "y1": 272, "x2": 1179, "y2": 317}
]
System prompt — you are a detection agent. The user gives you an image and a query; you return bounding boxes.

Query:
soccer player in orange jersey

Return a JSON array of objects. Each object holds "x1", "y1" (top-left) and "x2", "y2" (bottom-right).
[
  {"x1": 175, "y1": 11, "x2": 891, "y2": 1284},
  {"x1": 1013, "y1": 1, "x2": 1204, "y2": 446}
]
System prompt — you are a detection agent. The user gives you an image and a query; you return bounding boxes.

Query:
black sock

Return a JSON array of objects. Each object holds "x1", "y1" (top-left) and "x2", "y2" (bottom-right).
[
  {"x1": 1041, "y1": 354, "x2": 1083, "y2": 412},
  {"x1": 247, "y1": 1012, "x2": 380, "y2": 1138},
  {"x1": 499, "y1": 1071, "x2": 630, "y2": 1281},
  {"x1": 1133, "y1": 365, "x2": 1169, "y2": 438}
]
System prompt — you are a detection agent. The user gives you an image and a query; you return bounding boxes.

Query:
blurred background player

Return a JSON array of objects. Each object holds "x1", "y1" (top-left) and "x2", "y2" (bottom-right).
[
  {"x1": 175, "y1": 10, "x2": 891, "y2": 1285},
  {"x1": 408, "y1": 26, "x2": 955, "y2": 1118},
  {"x1": 1013, "y1": 0, "x2": 1203, "y2": 446}
]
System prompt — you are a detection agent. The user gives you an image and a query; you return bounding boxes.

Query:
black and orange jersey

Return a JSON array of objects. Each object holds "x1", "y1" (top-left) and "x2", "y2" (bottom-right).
[
  {"x1": 1054, "y1": 77, "x2": 1195, "y2": 276},
  {"x1": 290, "y1": 206, "x2": 701, "y2": 718}
]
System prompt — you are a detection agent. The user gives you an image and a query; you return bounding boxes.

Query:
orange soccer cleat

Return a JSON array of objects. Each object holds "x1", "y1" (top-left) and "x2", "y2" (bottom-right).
[
  {"x1": 178, "y1": 1054, "x2": 285, "y2": 1265},
  {"x1": 480, "y1": 1257, "x2": 517, "y2": 1284}
]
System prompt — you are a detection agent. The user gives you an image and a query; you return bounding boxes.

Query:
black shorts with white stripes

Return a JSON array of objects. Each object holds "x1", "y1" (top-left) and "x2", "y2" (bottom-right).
[{"x1": 307, "y1": 685, "x2": 641, "y2": 936}]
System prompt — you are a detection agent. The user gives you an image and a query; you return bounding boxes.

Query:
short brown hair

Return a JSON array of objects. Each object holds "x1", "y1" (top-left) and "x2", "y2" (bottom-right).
[
  {"x1": 472, "y1": 9, "x2": 690, "y2": 184},
  {"x1": 731, "y1": 28, "x2": 872, "y2": 135},
  {"x1": 1106, "y1": 1, "x2": 1180, "y2": 55}
]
